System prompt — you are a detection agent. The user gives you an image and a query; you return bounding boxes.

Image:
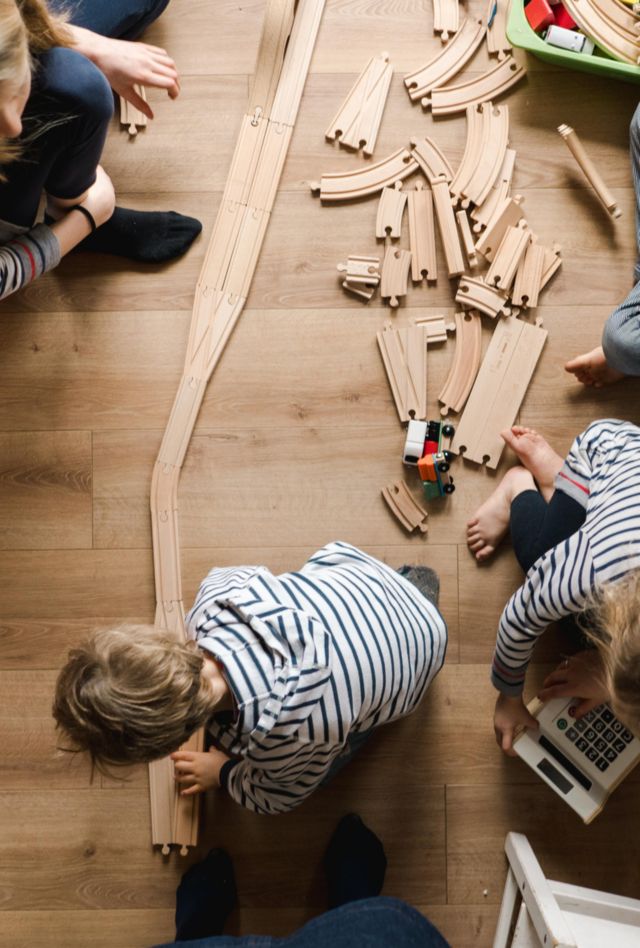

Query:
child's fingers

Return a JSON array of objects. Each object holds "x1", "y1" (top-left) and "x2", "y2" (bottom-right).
[
  {"x1": 171, "y1": 751, "x2": 196, "y2": 762},
  {"x1": 181, "y1": 783, "x2": 203, "y2": 797},
  {"x1": 537, "y1": 682, "x2": 572, "y2": 702},
  {"x1": 572, "y1": 697, "x2": 602, "y2": 720}
]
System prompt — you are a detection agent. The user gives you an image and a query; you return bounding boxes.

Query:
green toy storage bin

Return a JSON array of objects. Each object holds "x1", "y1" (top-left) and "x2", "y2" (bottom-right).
[{"x1": 506, "y1": 0, "x2": 640, "y2": 85}]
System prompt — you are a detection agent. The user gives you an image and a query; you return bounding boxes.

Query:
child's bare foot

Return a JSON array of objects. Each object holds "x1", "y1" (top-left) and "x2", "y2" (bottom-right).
[
  {"x1": 501, "y1": 426, "x2": 563, "y2": 501},
  {"x1": 565, "y1": 347, "x2": 626, "y2": 388},
  {"x1": 467, "y1": 467, "x2": 535, "y2": 562}
]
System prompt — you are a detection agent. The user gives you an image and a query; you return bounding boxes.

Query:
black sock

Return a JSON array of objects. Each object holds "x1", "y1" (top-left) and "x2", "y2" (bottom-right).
[
  {"x1": 74, "y1": 207, "x2": 202, "y2": 263},
  {"x1": 324, "y1": 814, "x2": 387, "y2": 909},
  {"x1": 398, "y1": 565, "x2": 440, "y2": 606},
  {"x1": 174, "y1": 848, "x2": 236, "y2": 941}
]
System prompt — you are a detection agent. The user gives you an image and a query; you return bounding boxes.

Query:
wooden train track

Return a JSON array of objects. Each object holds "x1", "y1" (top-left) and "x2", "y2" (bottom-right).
[
  {"x1": 325, "y1": 51, "x2": 392, "y2": 156},
  {"x1": 310, "y1": 147, "x2": 419, "y2": 201},
  {"x1": 411, "y1": 137, "x2": 454, "y2": 183},
  {"x1": 450, "y1": 103, "x2": 509, "y2": 209},
  {"x1": 438, "y1": 310, "x2": 482, "y2": 415},
  {"x1": 404, "y1": 17, "x2": 486, "y2": 103},
  {"x1": 424, "y1": 55, "x2": 526, "y2": 116}
]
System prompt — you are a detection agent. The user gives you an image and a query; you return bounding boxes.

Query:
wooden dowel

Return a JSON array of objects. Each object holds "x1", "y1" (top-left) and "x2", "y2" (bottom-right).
[{"x1": 558, "y1": 124, "x2": 622, "y2": 220}]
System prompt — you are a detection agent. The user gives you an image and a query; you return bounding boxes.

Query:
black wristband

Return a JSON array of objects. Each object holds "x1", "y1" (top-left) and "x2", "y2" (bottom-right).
[{"x1": 70, "y1": 203, "x2": 97, "y2": 233}]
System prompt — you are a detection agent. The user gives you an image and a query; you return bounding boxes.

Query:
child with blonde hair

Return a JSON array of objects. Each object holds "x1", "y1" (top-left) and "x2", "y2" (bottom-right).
[{"x1": 54, "y1": 542, "x2": 447, "y2": 815}]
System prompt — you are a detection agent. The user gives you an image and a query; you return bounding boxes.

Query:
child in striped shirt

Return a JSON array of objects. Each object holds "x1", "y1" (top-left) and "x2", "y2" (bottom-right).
[
  {"x1": 466, "y1": 420, "x2": 640, "y2": 754},
  {"x1": 53, "y1": 542, "x2": 447, "y2": 815}
]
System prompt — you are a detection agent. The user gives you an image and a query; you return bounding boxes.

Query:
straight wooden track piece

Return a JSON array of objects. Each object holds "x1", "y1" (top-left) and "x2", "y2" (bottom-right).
[
  {"x1": 561, "y1": 0, "x2": 640, "y2": 63},
  {"x1": 438, "y1": 310, "x2": 482, "y2": 414},
  {"x1": 471, "y1": 147, "x2": 516, "y2": 232},
  {"x1": 149, "y1": 0, "x2": 323, "y2": 855},
  {"x1": 382, "y1": 481, "x2": 429, "y2": 533},
  {"x1": 460, "y1": 103, "x2": 510, "y2": 208},
  {"x1": 119, "y1": 86, "x2": 147, "y2": 135},
  {"x1": 376, "y1": 321, "x2": 427, "y2": 420},
  {"x1": 539, "y1": 242, "x2": 562, "y2": 291},
  {"x1": 450, "y1": 316, "x2": 547, "y2": 467},
  {"x1": 407, "y1": 181, "x2": 437, "y2": 281},
  {"x1": 433, "y1": 0, "x2": 461, "y2": 41},
  {"x1": 432, "y1": 174, "x2": 466, "y2": 277},
  {"x1": 512, "y1": 240, "x2": 546, "y2": 308},
  {"x1": 411, "y1": 137, "x2": 454, "y2": 183},
  {"x1": 325, "y1": 52, "x2": 392, "y2": 156},
  {"x1": 404, "y1": 16, "x2": 486, "y2": 102},
  {"x1": 486, "y1": 0, "x2": 513, "y2": 59},
  {"x1": 337, "y1": 254, "x2": 381, "y2": 283},
  {"x1": 558, "y1": 124, "x2": 622, "y2": 219},
  {"x1": 381, "y1": 245, "x2": 412, "y2": 306},
  {"x1": 485, "y1": 220, "x2": 531, "y2": 290},
  {"x1": 376, "y1": 181, "x2": 408, "y2": 238},
  {"x1": 475, "y1": 194, "x2": 525, "y2": 260},
  {"x1": 424, "y1": 55, "x2": 526, "y2": 115},
  {"x1": 456, "y1": 274, "x2": 511, "y2": 317},
  {"x1": 342, "y1": 281, "x2": 376, "y2": 301},
  {"x1": 310, "y1": 147, "x2": 419, "y2": 202},
  {"x1": 456, "y1": 209, "x2": 478, "y2": 267},
  {"x1": 415, "y1": 313, "x2": 455, "y2": 342}
]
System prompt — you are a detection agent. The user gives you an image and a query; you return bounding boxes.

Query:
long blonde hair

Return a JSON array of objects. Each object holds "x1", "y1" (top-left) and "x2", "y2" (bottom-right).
[
  {"x1": 0, "y1": 0, "x2": 71, "y2": 170},
  {"x1": 585, "y1": 569, "x2": 640, "y2": 734}
]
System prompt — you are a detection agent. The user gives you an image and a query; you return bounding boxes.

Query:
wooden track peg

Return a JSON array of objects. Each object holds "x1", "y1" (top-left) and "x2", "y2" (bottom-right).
[
  {"x1": 455, "y1": 275, "x2": 511, "y2": 318},
  {"x1": 471, "y1": 147, "x2": 516, "y2": 233},
  {"x1": 512, "y1": 241, "x2": 546, "y2": 308},
  {"x1": 381, "y1": 245, "x2": 412, "y2": 306},
  {"x1": 120, "y1": 86, "x2": 148, "y2": 135},
  {"x1": 433, "y1": 0, "x2": 460, "y2": 41},
  {"x1": 486, "y1": 0, "x2": 512, "y2": 59},
  {"x1": 424, "y1": 55, "x2": 526, "y2": 116},
  {"x1": 411, "y1": 137, "x2": 454, "y2": 184},
  {"x1": 310, "y1": 147, "x2": 419, "y2": 202},
  {"x1": 408, "y1": 181, "x2": 437, "y2": 282},
  {"x1": 432, "y1": 175, "x2": 466, "y2": 277},
  {"x1": 485, "y1": 220, "x2": 531, "y2": 291},
  {"x1": 382, "y1": 481, "x2": 429, "y2": 533},
  {"x1": 438, "y1": 310, "x2": 482, "y2": 415},
  {"x1": 558, "y1": 124, "x2": 622, "y2": 219},
  {"x1": 377, "y1": 321, "x2": 427, "y2": 421},
  {"x1": 325, "y1": 51, "x2": 392, "y2": 156},
  {"x1": 404, "y1": 17, "x2": 486, "y2": 102},
  {"x1": 376, "y1": 182, "x2": 408, "y2": 238},
  {"x1": 450, "y1": 316, "x2": 547, "y2": 468},
  {"x1": 475, "y1": 194, "x2": 525, "y2": 260}
]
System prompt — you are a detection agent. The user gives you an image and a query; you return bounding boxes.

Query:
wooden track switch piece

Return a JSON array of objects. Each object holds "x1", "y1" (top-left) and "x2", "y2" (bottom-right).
[
  {"x1": 376, "y1": 182, "x2": 408, "y2": 238},
  {"x1": 404, "y1": 17, "x2": 486, "y2": 103},
  {"x1": 456, "y1": 209, "x2": 478, "y2": 268},
  {"x1": 438, "y1": 310, "x2": 482, "y2": 415},
  {"x1": 512, "y1": 241, "x2": 546, "y2": 308},
  {"x1": 377, "y1": 321, "x2": 427, "y2": 421},
  {"x1": 432, "y1": 175, "x2": 466, "y2": 277},
  {"x1": 382, "y1": 481, "x2": 429, "y2": 533},
  {"x1": 120, "y1": 86, "x2": 148, "y2": 135},
  {"x1": 485, "y1": 220, "x2": 531, "y2": 291},
  {"x1": 456, "y1": 275, "x2": 511, "y2": 318},
  {"x1": 325, "y1": 51, "x2": 393, "y2": 156},
  {"x1": 381, "y1": 245, "x2": 412, "y2": 306},
  {"x1": 408, "y1": 181, "x2": 437, "y2": 282},
  {"x1": 558, "y1": 124, "x2": 622, "y2": 219}
]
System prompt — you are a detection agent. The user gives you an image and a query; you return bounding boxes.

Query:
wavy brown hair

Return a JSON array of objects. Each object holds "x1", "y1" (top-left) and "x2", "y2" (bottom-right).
[{"x1": 52, "y1": 625, "x2": 216, "y2": 772}]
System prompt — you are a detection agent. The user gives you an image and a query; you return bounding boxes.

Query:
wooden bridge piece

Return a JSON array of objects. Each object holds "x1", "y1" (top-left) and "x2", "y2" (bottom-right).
[
  {"x1": 311, "y1": 147, "x2": 419, "y2": 202},
  {"x1": 120, "y1": 85, "x2": 148, "y2": 135},
  {"x1": 438, "y1": 310, "x2": 482, "y2": 414},
  {"x1": 512, "y1": 241, "x2": 546, "y2": 308},
  {"x1": 381, "y1": 245, "x2": 412, "y2": 306},
  {"x1": 450, "y1": 316, "x2": 548, "y2": 467},
  {"x1": 408, "y1": 181, "x2": 437, "y2": 281},
  {"x1": 432, "y1": 175, "x2": 466, "y2": 277},
  {"x1": 471, "y1": 147, "x2": 516, "y2": 233},
  {"x1": 558, "y1": 124, "x2": 622, "y2": 219},
  {"x1": 411, "y1": 137, "x2": 454, "y2": 184},
  {"x1": 376, "y1": 181, "x2": 408, "y2": 238},
  {"x1": 485, "y1": 220, "x2": 531, "y2": 291},
  {"x1": 325, "y1": 51, "x2": 392, "y2": 156},
  {"x1": 475, "y1": 194, "x2": 525, "y2": 260},
  {"x1": 382, "y1": 481, "x2": 429, "y2": 533},
  {"x1": 424, "y1": 55, "x2": 526, "y2": 116},
  {"x1": 377, "y1": 321, "x2": 427, "y2": 421},
  {"x1": 486, "y1": 0, "x2": 512, "y2": 59},
  {"x1": 148, "y1": 0, "x2": 324, "y2": 854},
  {"x1": 404, "y1": 17, "x2": 486, "y2": 102},
  {"x1": 433, "y1": 0, "x2": 460, "y2": 40},
  {"x1": 456, "y1": 275, "x2": 511, "y2": 318}
]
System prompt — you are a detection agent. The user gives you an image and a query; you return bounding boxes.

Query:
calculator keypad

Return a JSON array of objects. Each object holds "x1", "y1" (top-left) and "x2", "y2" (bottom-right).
[{"x1": 555, "y1": 703, "x2": 636, "y2": 774}]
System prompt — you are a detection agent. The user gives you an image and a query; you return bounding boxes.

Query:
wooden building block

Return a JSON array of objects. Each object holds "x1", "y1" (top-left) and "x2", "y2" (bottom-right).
[
  {"x1": 404, "y1": 17, "x2": 486, "y2": 102},
  {"x1": 432, "y1": 175, "x2": 466, "y2": 277},
  {"x1": 512, "y1": 241, "x2": 546, "y2": 308},
  {"x1": 424, "y1": 55, "x2": 526, "y2": 115},
  {"x1": 376, "y1": 181, "x2": 408, "y2": 238},
  {"x1": 119, "y1": 86, "x2": 148, "y2": 136},
  {"x1": 450, "y1": 316, "x2": 547, "y2": 467},
  {"x1": 311, "y1": 147, "x2": 419, "y2": 202},
  {"x1": 455, "y1": 275, "x2": 511, "y2": 318},
  {"x1": 485, "y1": 220, "x2": 531, "y2": 291},
  {"x1": 456, "y1": 209, "x2": 478, "y2": 268},
  {"x1": 411, "y1": 137, "x2": 454, "y2": 183},
  {"x1": 377, "y1": 321, "x2": 427, "y2": 421},
  {"x1": 381, "y1": 481, "x2": 429, "y2": 533},
  {"x1": 471, "y1": 147, "x2": 516, "y2": 233},
  {"x1": 408, "y1": 181, "x2": 437, "y2": 281},
  {"x1": 380, "y1": 245, "x2": 412, "y2": 306},
  {"x1": 438, "y1": 310, "x2": 482, "y2": 415},
  {"x1": 433, "y1": 0, "x2": 460, "y2": 41},
  {"x1": 558, "y1": 124, "x2": 622, "y2": 219},
  {"x1": 325, "y1": 52, "x2": 393, "y2": 156},
  {"x1": 475, "y1": 194, "x2": 525, "y2": 261}
]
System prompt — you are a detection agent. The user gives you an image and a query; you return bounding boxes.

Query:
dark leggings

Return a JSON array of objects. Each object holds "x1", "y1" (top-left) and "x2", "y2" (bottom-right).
[
  {"x1": 510, "y1": 489, "x2": 587, "y2": 573},
  {"x1": 0, "y1": 0, "x2": 170, "y2": 227}
]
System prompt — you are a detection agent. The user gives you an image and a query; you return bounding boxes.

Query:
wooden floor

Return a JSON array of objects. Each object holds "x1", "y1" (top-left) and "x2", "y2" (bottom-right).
[{"x1": 3, "y1": 1, "x2": 640, "y2": 945}]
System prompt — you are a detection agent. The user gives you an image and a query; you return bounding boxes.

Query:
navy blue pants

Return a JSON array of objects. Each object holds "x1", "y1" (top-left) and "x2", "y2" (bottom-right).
[
  {"x1": 509, "y1": 488, "x2": 586, "y2": 574},
  {"x1": 155, "y1": 897, "x2": 450, "y2": 948},
  {"x1": 1, "y1": 0, "x2": 170, "y2": 227}
]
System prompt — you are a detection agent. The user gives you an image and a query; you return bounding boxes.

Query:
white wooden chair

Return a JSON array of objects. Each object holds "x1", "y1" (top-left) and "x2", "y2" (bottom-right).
[{"x1": 493, "y1": 832, "x2": 640, "y2": 948}]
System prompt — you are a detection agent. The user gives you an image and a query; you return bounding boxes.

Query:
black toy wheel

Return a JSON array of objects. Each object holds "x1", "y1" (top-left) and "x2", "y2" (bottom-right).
[
  {"x1": 444, "y1": 483, "x2": 455, "y2": 494},
  {"x1": 442, "y1": 423, "x2": 455, "y2": 437},
  {"x1": 437, "y1": 461, "x2": 450, "y2": 473}
]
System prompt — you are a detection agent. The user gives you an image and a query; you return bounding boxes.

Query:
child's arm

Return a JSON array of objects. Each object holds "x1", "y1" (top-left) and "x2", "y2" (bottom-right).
[
  {"x1": 171, "y1": 747, "x2": 231, "y2": 797},
  {"x1": 554, "y1": 419, "x2": 621, "y2": 507}
]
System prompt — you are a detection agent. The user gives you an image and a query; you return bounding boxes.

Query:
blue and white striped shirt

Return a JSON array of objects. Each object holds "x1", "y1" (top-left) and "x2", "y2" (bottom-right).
[
  {"x1": 186, "y1": 541, "x2": 447, "y2": 814},
  {"x1": 493, "y1": 420, "x2": 640, "y2": 696}
]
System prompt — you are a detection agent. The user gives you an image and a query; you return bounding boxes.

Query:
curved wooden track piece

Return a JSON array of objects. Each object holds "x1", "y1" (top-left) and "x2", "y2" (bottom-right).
[
  {"x1": 404, "y1": 17, "x2": 486, "y2": 102},
  {"x1": 450, "y1": 316, "x2": 547, "y2": 468},
  {"x1": 325, "y1": 51, "x2": 392, "y2": 156},
  {"x1": 433, "y1": 0, "x2": 460, "y2": 40},
  {"x1": 382, "y1": 481, "x2": 429, "y2": 533},
  {"x1": 456, "y1": 275, "x2": 511, "y2": 318},
  {"x1": 512, "y1": 241, "x2": 546, "y2": 308},
  {"x1": 149, "y1": 0, "x2": 324, "y2": 855},
  {"x1": 311, "y1": 147, "x2": 419, "y2": 202},
  {"x1": 376, "y1": 181, "x2": 408, "y2": 238},
  {"x1": 432, "y1": 175, "x2": 466, "y2": 277},
  {"x1": 408, "y1": 181, "x2": 437, "y2": 281},
  {"x1": 451, "y1": 103, "x2": 509, "y2": 209},
  {"x1": 425, "y1": 55, "x2": 526, "y2": 115},
  {"x1": 558, "y1": 124, "x2": 622, "y2": 218},
  {"x1": 377, "y1": 321, "x2": 427, "y2": 420},
  {"x1": 475, "y1": 194, "x2": 525, "y2": 260},
  {"x1": 449, "y1": 104, "x2": 485, "y2": 204},
  {"x1": 381, "y1": 245, "x2": 412, "y2": 306},
  {"x1": 486, "y1": 0, "x2": 512, "y2": 59},
  {"x1": 561, "y1": 0, "x2": 639, "y2": 62},
  {"x1": 411, "y1": 137, "x2": 454, "y2": 183},
  {"x1": 485, "y1": 220, "x2": 531, "y2": 291},
  {"x1": 471, "y1": 147, "x2": 516, "y2": 232},
  {"x1": 438, "y1": 310, "x2": 482, "y2": 414}
]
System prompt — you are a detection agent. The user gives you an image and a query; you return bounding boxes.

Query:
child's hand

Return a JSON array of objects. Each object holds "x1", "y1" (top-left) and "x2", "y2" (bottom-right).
[
  {"x1": 171, "y1": 747, "x2": 231, "y2": 797},
  {"x1": 538, "y1": 650, "x2": 610, "y2": 719},
  {"x1": 494, "y1": 694, "x2": 538, "y2": 757}
]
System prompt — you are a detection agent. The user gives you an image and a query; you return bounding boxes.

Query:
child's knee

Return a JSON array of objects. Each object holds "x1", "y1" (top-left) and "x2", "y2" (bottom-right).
[{"x1": 38, "y1": 48, "x2": 114, "y2": 127}]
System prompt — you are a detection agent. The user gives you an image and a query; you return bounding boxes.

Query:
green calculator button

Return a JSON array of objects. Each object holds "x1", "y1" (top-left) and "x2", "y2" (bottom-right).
[{"x1": 557, "y1": 718, "x2": 568, "y2": 731}]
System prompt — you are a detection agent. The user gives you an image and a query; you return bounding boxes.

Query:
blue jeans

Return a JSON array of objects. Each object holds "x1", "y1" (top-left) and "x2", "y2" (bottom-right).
[
  {"x1": 154, "y1": 897, "x2": 450, "y2": 948},
  {"x1": 0, "y1": 0, "x2": 170, "y2": 226}
]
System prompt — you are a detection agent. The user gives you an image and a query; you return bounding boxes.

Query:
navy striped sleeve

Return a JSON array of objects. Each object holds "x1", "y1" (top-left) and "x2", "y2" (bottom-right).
[{"x1": 0, "y1": 224, "x2": 60, "y2": 300}]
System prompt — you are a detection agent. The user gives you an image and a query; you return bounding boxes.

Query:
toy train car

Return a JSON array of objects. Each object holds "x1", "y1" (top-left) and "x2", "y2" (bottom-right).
[{"x1": 402, "y1": 419, "x2": 456, "y2": 499}]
